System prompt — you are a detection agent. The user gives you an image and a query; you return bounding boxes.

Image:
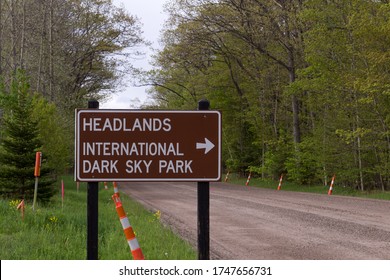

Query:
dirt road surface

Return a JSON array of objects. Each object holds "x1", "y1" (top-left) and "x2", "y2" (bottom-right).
[{"x1": 120, "y1": 182, "x2": 390, "y2": 259}]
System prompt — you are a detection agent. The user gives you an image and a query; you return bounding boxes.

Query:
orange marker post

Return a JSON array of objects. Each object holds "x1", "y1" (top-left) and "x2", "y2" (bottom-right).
[
  {"x1": 328, "y1": 175, "x2": 336, "y2": 195},
  {"x1": 113, "y1": 182, "x2": 119, "y2": 197},
  {"x1": 112, "y1": 194, "x2": 144, "y2": 260},
  {"x1": 224, "y1": 171, "x2": 230, "y2": 182},
  {"x1": 17, "y1": 199, "x2": 25, "y2": 220},
  {"x1": 277, "y1": 174, "x2": 283, "y2": 190},
  {"x1": 245, "y1": 172, "x2": 251, "y2": 186},
  {"x1": 32, "y1": 152, "x2": 42, "y2": 211}
]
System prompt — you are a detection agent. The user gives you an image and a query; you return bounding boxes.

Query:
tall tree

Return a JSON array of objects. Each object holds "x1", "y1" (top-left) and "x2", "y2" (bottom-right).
[
  {"x1": 0, "y1": 0, "x2": 145, "y2": 113},
  {"x1": 146, "y1": 0, "x2": 303, "y2": 173},
  {"x1": 296, "y1": 0, "x2": 390, "y2": 189},
  {"x1": 0, "y1": 71, "x2": 55, "y2": 201}
]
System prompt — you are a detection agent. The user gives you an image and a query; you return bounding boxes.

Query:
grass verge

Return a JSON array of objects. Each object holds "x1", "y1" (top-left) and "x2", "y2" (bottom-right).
[
  {"x1": 0, "y1": 175, "x2": 196, "y2": 260},
  {"x1": 225, "y1": 173, "x2": 390, "y2": 200}
]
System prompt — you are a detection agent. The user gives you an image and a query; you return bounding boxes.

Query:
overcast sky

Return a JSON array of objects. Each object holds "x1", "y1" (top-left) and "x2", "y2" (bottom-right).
[{"x1": 101, "y1": 0, "x2": 169, "y2": 109}]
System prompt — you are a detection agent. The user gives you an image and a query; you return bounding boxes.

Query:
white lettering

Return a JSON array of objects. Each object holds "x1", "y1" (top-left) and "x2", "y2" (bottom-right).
[
  {"x1": 159, "y1": 160, "x2": 193, "y2": 174},
  {"x1": 144, "y1": 160, "x2": 152, "y2": 173},
  {"x1": 83, "y1": 142, "x2": 95, "y2": 156},
  {"x1": 82, "y1": 142, "x2": 184, "y2": 156},
  {"x1": 83, "y1": 160, "x2": 91, "y2": 173},
  {"x1": 82, "y1": 160, "x2": 118, "y2": 173},
  {"x1": 93, "y1": 118, "x2": 102, "y2": 131},
  {"x1": 138, "y1": 142, "x2": 146, "y2": 155},
  {"x1": 103, "y1": 142, "x2": 112, "y2": 156},
  {"x1": 163, "y1": 118, "x2": 171, "y2": 132},
  {"x1": 132, "y1": 119, "x2": 142, "y2": 131},
  {"x1": 112, "y1": 142, "x2": 120, "y2": 155},
  {"x1": 102, "y1": 118, "x2": 112, "y2": 131},
  {"x1": 83, "y1": 118, "x2": 102, "y2": 131},
  {"x1": 81, "y1": 117, "x2": 172, "y2": 132},
  {"x1": 112, "y1": 118, "x2": 122, "y2": 131},
  {"x1": 125, "y1": 160, "x2": 152, "y2": 173},
  {"x1": 83, "y1": 118, "x2": 93, "y2": 131}
]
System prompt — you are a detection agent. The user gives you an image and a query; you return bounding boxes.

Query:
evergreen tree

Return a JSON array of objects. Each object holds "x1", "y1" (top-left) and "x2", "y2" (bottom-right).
[{"x1": 0, "y1": 71, "x2": 55, "y2": 202}]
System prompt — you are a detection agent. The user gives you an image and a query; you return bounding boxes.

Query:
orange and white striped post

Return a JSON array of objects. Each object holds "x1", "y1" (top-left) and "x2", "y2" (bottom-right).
[
  {"x1": 32, "y1": 151, "x2": 42, "y2": 211},
  {"x1": 113, "y1": 182, "x2": 119, "y2": 197},
  {"x1": 328, "y1": 175, "x2": 336, "y2": 195},
  {"x1": 224, "y1": 171, "x2": 230, "y2": 182},
  {"x1": 17, "y1": 199, "x2": 25, "y2": 220},
  {"x1": 104, "y1": 182, "x2": 108, "y2": 190},
  {"x1": 277, "y1": 174, "x2": 283, "y2": 191},
  {"x1": 112, "y1": 194, "x2": 144, "y2": 260},
  {"x1": 245, "y1": 172, "x2": 252, "y2": 186}
]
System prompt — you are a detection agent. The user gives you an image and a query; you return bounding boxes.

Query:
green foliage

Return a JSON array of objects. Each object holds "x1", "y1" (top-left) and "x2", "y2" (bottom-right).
[
  {"x1": 142, "y1": 0, "x2": 390, "y2": 190},
  {"x1": 32, "y1": 95, "x2": 71, "y2": 174},
  {"x1": 0, "y1": 71, "x2": 55, "y2": 202},
  {"x1": 0, "y1": 0, "x2": 145, "y2": 125},
  {"x1": 0, "y1": 176, "x2": 197, "y2": 260},
  {"x1": 285, "y1": 139, "x2": 323, "y2": 185}
]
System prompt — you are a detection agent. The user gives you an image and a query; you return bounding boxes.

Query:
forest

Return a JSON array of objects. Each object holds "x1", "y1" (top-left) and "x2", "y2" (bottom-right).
[
  {"x1": 0, "y1": 0, "x2": 145, "y2": 200},
  {"x1": 1, "y1": 0, "x2": 390, "y2": 201},
  {"x1": 142, "y1": 0, "x2": 390, "y2": 191}
]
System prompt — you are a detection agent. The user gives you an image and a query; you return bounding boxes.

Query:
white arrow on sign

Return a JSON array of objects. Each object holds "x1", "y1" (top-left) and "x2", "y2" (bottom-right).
[{"x1": 196, "y1": 138, "x2": 215, "y2": 154}]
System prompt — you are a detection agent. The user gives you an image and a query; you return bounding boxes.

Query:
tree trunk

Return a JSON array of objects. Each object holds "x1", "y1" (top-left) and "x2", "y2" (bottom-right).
[
  {"x1": 11, "y1": 0, "x2": 18, "y2": 72},
  {"x1": 0, "y1": 0, "x2": 3, "y2": 75},
  {"x1": 357, "y1": 134, "x2": 364, "y2": 191},
  {"x1": 289, "y1": 69, "x2": 301, "y2": 145},
  {"x1": 355, "y1": 113, "x2": 364, "y2": 191},
  {"x1": 262, "y1": 141, "x2": 266, "y2": 179},
  {"x1": 49, "y1": 0, "x2": 54, "y2": 101},
  {"x1": 19, "y1": 0, "x2": 26, "y2": 69},
  {"x1": 36, "y1": 3, "x2": 47, "y2": 93}
]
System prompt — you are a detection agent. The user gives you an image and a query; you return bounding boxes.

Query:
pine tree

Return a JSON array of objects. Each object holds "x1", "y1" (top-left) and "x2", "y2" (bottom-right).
[{"x1": 0, "y1": 71, "x2": 55, "y2": 202}]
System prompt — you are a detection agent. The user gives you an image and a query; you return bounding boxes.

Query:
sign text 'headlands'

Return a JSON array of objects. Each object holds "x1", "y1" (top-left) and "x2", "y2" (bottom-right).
[
  {"x1": 83, "y1": 117, "x2": 172, "y2": 132},
  {"x1": 75, "y1": 110, "x2": 221, "y2": 182}
]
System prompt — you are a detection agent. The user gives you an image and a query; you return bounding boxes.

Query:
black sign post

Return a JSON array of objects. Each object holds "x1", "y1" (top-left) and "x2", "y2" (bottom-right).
[
  {"x1": 197, "y1": 99, "x2": 210, "y2": 260},
  {"x1": 76, "y1": 99, "x2": 219, "y2": 260},
  {"x1": 87, "y1": 99, "x2": 99, "y2": 260}
]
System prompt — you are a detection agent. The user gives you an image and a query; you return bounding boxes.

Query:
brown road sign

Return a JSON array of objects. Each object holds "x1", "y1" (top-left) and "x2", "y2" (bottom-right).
[{"x1": 75, "y1": 110, "x2": 221, "y2": 182}]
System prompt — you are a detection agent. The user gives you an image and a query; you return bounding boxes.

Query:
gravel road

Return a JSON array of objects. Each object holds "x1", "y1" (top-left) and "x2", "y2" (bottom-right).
[{"x1": 120, "y1": 182, "x2": 390, "y2": 259}]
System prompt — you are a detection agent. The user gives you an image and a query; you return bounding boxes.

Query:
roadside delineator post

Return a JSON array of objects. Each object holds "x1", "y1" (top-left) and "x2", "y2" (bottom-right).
[
  {"x1": 245, "y1": 172, "x2": 252, "y2": 186},
  {"x1": 224, "y1": 171, "x2": 230, "y2": 182},
  {"x1": 224, "y1": 171, "x2": 229, "y2": 182},
  {"x1": 112, "y1": 194, "x2": 144, "y2": 260},
  {"x1": 104, "y1": 182, "x2": 108, "y2": 190},
  {"x1": 328, "y1": 175, "x2": 336, "y2": 195},
  {"x1": 277, "y1": 174, "x2": 283, "y2": 191},
  {"x1": 17, "y1": 199, "x2": 25, "y2": 220},
  {"x1": 113, "y1": 182, "x2": 119, "y2": 197},
  {"x1": 32, "y1": 151, "x2": 42, "y2": 211}
]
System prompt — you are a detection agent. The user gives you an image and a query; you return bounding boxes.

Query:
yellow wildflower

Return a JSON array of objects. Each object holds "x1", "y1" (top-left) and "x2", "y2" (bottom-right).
[
  {"x1": 9, "y1": 199, "x2": 21, "y2": 208},
  {"x1": 154, "y1": 210, "x2": 161, "y2": 220}
]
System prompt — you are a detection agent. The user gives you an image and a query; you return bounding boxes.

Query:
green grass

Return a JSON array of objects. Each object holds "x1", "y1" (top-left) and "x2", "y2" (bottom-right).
[
  {"x1": 225, "y1": 173, "x2": 390, "y2": 200},
  {"x1": 0, "y1": 175, "x2": 196, "y2": 260},
  {"x1": 4, "y1": 174, "x2": 387, "y2": 260}
]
